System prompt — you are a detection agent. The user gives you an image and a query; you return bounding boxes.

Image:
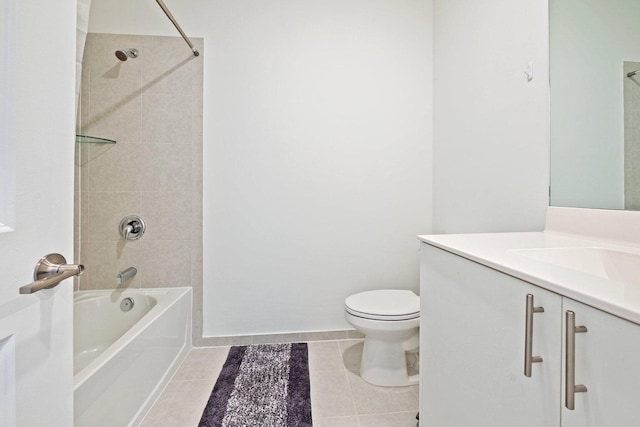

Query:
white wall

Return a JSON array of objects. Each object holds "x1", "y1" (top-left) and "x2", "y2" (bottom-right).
[
  {"x1": 550, "y1": 0, "x2": 640, "y2": 210},
  {"x1": 432, "y1": 0, "x2": 549, "y2": 233},
  {"x1": 89, "y1": 0, "x2": 433, "y2": 336}
]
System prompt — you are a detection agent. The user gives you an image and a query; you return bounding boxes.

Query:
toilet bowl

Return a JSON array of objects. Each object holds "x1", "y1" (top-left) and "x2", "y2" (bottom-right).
[{"x1": 344, "y1": 289, "x2": 420, "y2": 387}]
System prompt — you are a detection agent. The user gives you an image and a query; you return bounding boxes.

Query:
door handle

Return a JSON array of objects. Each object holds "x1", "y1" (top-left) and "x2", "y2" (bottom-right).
[
  {"x1": 19, "y1": 253, "x2": 84, "y2": 294},
  {"x1": 565, "y1": 310, "x2": 588, "y2": 410},
  {"x1": 524, "y1": 293, "x2": 544, "y2": 377}
]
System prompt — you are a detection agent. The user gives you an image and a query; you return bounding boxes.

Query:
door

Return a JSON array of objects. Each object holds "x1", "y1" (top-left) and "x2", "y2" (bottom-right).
[
  {"x1": 420, "y1": 244, "x2": 562, "y2": 427},
  {"x1": 561, "y1": 298, "x2": 640, "y2": 427},
  {"x1": 0, "y1": 0, "x2": 76, "y2": 425}
]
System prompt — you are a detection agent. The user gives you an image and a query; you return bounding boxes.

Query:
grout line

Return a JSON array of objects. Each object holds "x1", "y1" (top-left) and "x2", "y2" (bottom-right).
[
  {"x1": 336, "y1": 340, "x2": 360, "y2": 402},
  {"x1": 340, "y1": 351, "x2": 361, "y2": 427}
]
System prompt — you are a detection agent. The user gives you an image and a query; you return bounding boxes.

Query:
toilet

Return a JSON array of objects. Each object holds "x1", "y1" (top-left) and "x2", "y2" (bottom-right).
[{"x1": 344, "y1": 289, "x2": 420, "y2": 387}]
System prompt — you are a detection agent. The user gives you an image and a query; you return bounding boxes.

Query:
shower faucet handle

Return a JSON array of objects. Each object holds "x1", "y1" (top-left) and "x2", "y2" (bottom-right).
[{"x1": 119, "y1": 215, "x2": 146, "y2": 241}]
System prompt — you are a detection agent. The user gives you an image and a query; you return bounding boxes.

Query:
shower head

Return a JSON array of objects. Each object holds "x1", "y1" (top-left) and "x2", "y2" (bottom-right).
[{"x1": 115, "y1": 48, "x2": 139, "y2": 61}]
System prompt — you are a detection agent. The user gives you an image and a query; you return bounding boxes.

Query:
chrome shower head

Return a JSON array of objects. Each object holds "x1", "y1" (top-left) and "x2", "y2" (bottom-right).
[{"x1": 115, "y1": 48, "x2": 139, "y2": 61}]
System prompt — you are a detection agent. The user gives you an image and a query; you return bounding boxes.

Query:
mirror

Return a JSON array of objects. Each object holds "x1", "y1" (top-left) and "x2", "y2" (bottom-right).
[{"x1": 550, "y1": 0, "x2": 640, "y2": 210}]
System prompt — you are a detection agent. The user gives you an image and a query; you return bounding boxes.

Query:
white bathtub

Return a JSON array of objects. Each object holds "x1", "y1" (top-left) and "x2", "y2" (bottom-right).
[{"x1": 74, "y1": 287, "x2": 192, "y2": 427}]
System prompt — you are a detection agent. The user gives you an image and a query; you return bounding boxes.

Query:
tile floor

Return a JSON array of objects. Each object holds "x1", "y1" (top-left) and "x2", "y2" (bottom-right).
[{"x1": 140, "y1": 340, "x2": 419, "y2": 427}]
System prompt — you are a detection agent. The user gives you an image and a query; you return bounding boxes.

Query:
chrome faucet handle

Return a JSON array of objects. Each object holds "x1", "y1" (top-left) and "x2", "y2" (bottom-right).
[
  {"x1": 123, "y1": 224, "x2": 134, "y2": 240},
  {"x1": 119, "y1": 215, "x2": 146, "y2": 241}
]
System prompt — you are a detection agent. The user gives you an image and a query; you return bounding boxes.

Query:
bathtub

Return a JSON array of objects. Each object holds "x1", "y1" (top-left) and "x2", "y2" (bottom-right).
[{"x1": 74, "y1": 287, "x2": 192, "y2": 427}]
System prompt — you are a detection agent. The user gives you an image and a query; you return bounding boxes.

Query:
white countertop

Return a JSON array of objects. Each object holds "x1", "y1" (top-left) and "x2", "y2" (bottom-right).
[{"x1": 418, "y1": 230, "x2": 640, "y2": 325}]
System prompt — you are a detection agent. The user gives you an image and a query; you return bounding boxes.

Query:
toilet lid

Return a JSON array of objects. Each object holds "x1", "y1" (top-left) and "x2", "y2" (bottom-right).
[{"x1": 345, "y1": 290, "x2": 419, "y2": 320}]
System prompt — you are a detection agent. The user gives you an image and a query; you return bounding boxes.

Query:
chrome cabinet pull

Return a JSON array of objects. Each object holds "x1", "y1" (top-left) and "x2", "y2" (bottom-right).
[
  {"x1": 565, "y1": 310, "x2": 588, "y2": 410},
  {"x1": 19, "y1": 253, "x2": 84, "y2": 294},
  {"x1": 524, "y1": 294, "x2": 544, "y2": 377}
]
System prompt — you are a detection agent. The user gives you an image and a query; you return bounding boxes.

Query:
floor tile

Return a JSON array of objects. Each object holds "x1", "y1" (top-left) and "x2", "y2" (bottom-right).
[
  {"x1": 308, "y1": 341, "x2": 343, "y2": 372},
  {"x1": 140, "y1": 379, "x2": 214, "y2": 427},
  {"x1": 338, "y1": 339, "x2": 363, "y2": 373},
  {"x1": 172, "y1": 347, "x2": 230, "y2": 381},
  {"x1": 346, "y1": 370, "x2": 419, "y2": 415},
  {"x1": 309, "y1": 370, "x2": 357, "y2": 419},
  {"x1": 252, "y1": 333, "x2": 301, "y2": 344},
  {"x1": 314, "y1": 415, "x2": 360, "y2": 427},
  {"x1": 141, "y1": 340, "x2": 421, "y2": 426},
  {"x1": 358, "y1": 411, "x2": 419, "y2": 427}
]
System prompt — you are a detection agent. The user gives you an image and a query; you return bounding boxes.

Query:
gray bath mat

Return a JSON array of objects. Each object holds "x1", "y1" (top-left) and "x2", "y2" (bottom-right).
[{"x1": 198, "y1": 343, "x2": 312, "y2": 427}]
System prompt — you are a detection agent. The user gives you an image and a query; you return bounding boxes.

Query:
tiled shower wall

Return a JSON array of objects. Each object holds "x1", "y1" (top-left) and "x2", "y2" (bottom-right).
[
  {"x1": 625, "y1": 61, "x2": 640, "y2": 209},
  {"x1": 75, "y1": 33, "x2": 203, "y2": 339}
]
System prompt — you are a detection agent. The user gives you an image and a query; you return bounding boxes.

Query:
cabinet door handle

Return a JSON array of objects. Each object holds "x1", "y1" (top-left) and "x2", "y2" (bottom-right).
[
  {"x1": 524, "y1": 294, "x2": 544, "y2": 377},
  {"x1": 565, "y1": 310, "x2": 588, "y2": 410}
]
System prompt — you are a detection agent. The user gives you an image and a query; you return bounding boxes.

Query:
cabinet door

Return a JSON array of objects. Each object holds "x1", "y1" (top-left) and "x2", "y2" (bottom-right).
[
  {"x1": 420, "y1": 244, "x2": 562, "y2": 427},
  {"x1": 561, "y1": 299, "x2": 640, "y2": 427}
]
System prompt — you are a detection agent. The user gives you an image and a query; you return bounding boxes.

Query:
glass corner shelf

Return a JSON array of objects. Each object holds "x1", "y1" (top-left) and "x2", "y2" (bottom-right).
[{"x1": 75, "y1": 134, "x2": 117, "y2": 144}]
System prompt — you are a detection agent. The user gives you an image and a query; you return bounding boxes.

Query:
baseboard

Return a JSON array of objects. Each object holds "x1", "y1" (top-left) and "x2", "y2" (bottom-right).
[{"x1": 195, "y1": 329, "x2": 364, "y2": 347}]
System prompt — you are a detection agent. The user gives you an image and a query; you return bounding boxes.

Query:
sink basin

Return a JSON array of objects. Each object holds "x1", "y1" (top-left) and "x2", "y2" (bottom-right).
[{"x1": 509, "y1": 247, "x2": 640, "y2": 286}]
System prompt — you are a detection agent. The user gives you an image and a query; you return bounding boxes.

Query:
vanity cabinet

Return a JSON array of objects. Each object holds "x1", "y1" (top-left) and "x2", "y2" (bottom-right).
[
  {"x1": 561, "y1": 299, "x2": 640, "y2": 427},
  {"x1": 420, "y1": 243, "x2": 562, "y2": 426},
  {"x1": 420, "y1": 243, "x2": 640, "y2": 427}
]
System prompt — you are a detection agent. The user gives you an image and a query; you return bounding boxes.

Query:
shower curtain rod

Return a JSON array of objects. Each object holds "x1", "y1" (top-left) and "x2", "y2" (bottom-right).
[{"x1": 154, "y1": 0, "x2": 200, "y2": 57}]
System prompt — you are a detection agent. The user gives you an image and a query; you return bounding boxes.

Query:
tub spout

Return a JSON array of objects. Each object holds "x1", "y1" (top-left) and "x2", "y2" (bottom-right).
[{"x1": 117, "y1": 267, "x2": 138, "y2": 285}]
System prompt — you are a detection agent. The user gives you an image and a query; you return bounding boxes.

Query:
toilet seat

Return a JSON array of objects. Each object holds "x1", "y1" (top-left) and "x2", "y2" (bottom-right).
[{"x1": 345, "y1": 290, "x2": 419, "y2": 321}]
